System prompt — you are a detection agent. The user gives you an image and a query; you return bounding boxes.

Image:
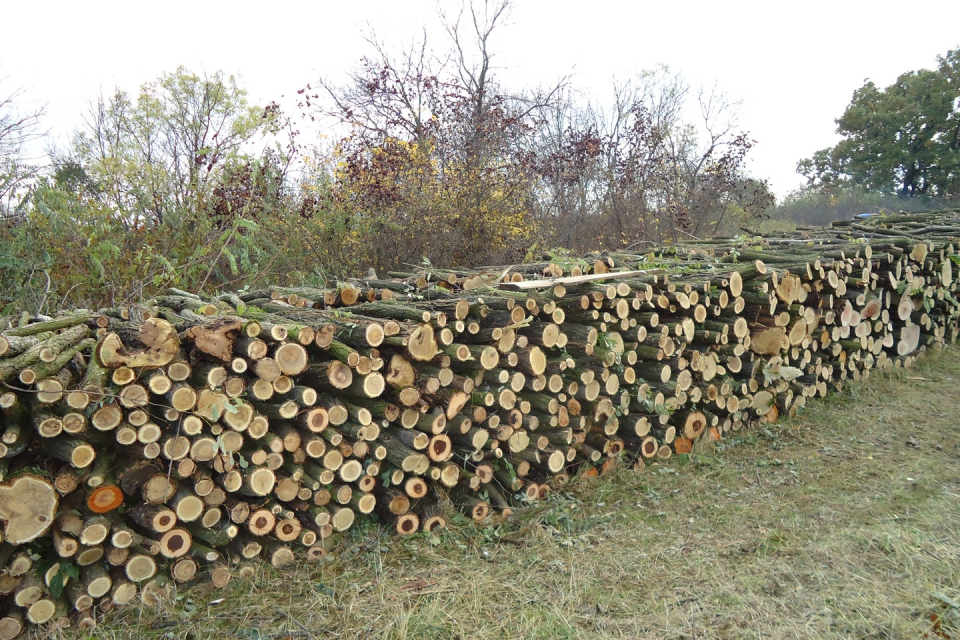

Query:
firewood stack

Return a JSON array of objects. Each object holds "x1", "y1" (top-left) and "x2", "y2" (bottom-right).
[{"x1": 0, "y1": 209, "x2": 958, "y2": 636}]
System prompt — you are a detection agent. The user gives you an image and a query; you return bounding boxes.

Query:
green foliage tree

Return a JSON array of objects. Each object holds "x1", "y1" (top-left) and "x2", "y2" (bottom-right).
[
  {"x1": 799, "y1": 47, "x2": 960, "y2": 199},
  {"x1": 0, "y1": 68, "x2": 299, "y2": 311},
  {"x1": 59, "y1": 66, "x2": 269, "y2": 227}
]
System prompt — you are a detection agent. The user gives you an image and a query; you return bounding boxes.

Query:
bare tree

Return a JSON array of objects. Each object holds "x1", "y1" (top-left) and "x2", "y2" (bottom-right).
[
  {"x1": 0, "y1": 79, "x2": 45, "y2": 217},
  {"x1": 531, "y1": 67, "x2": 771, "y2": 249},
  {"x1": 302, "y1": 0, "x2": 568, "y2": 270},
  {"x1": 439, "y1": 0, "x2": 567, "y2": 163},
  {"x1": 308, "y1": 29, "x2": 447, "y2": 146}
]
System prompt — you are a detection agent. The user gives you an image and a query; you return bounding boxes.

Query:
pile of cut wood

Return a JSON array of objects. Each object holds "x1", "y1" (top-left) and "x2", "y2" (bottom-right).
[{"x1": 0, "y1": 210, "x2": 958, "y2": 636}]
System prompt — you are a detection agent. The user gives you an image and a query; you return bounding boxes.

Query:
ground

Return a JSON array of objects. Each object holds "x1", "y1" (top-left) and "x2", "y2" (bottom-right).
[{"x1": 56, "y1": 346, "x2": 960, "y2": 640}]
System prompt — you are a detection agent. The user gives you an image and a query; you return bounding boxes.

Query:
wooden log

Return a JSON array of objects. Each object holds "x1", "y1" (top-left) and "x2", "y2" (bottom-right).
[
  {"x1": 125, "y1": 554, "x2": 158, "y2": 582},
  {"x1": 0, "y1": 475, "x2": 58, "y2": 544},
  {"x1": 159, "y1": 528, "x2": 192, "y2": 559},
  {"x1": 96, "y1": 318, "x2": 179, "y2": 368},
  {"x1": 0, "y1": 612, "x2": 23, "y2": 640}
]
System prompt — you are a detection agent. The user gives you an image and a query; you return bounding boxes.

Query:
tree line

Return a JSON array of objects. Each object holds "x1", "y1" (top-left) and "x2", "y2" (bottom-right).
[{"x1": 1, "y1": 1, "x2": 955, "y2": 312}]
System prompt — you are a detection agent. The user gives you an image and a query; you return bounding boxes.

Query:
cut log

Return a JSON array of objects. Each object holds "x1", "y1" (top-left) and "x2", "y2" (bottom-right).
[
  {"x1": 751, "y1": 327, "x2": 786, "y2": 355},
  {"x1": 0, "y1": 475, "x2": 58, "y2": 544},
  {"x1": 96, "y1": 318, "x2": 179, "y2": 368},
  {"x1": 184, "y1": 317, "x2": 243, "y2": 362},
  {"x1": 87, "y1": 484, "x2": 125, "y2": 514},
  {"x1": 274, "y1": 343, "x2": 309, "y2": 376},
  {"x1": 406, "y1": 324, "x2": 438, "y2": 361},
  {"x1": 0, "y1": 612, "x2": 23, "y2": 640},
  {"x1": 125, "y1": 554, "x2": 158, "y2": 582},
  {"x1": 159, "y1": 528, "x2": 192, "y2": 558}
]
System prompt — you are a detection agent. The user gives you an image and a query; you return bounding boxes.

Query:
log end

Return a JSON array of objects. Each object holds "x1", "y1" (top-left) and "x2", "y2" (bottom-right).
[
  {"x1": 97, "y1": 318, "x2": 180, "y2": 368},
  {"x1": 87, "y1": 485, "x2": 124, "y2": 514},
  {"x1": 407, "y1": 324, "x2": 438, "y2": 361},
  {"x1": 0, "y1": 476, "x2": 59, "y2": 544}
]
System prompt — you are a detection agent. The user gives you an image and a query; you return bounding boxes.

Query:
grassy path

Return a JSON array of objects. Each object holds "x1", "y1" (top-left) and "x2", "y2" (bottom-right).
[{"x1": 62, "y1": 348, "x2": 960, "y2": 640}]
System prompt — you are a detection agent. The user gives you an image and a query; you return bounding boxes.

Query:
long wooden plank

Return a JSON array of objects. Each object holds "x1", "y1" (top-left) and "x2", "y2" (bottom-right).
[{"x1": 498, "y1": 269, "x2": 661, "y2": 291}]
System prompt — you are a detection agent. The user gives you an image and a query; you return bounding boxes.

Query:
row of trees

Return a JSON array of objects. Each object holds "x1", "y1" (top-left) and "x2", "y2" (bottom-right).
[
  {"x1": 1, "y1": 1, "x2": 773, "y2": 312},
  {"x1": 295, "y1": 2, "x2": 773, "y2": 273}
]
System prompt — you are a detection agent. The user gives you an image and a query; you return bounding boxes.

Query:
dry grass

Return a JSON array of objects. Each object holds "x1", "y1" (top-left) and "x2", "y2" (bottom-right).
[{"x1": 50, "y1": 347, "x2": 960, "y2": 640}]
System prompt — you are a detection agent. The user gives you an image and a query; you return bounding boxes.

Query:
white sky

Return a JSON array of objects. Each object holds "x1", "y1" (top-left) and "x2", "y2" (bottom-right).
[{"x1": 2, "y1": 0, "x2": 959, "y2": 199}]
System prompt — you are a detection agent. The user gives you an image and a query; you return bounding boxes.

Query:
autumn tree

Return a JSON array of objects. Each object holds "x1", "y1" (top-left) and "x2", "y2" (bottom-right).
[{"x1": 302, "y1": 0, "x2": 560, "y2": 272}]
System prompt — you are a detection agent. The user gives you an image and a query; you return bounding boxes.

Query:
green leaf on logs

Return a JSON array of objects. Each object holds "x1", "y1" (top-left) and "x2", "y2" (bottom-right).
[
  {"x1": 49, "y1": 572, "x2": 64, "y2": 599},
  {"x1": 49, "y1": 562, "x2": 78, "y2": 599}
]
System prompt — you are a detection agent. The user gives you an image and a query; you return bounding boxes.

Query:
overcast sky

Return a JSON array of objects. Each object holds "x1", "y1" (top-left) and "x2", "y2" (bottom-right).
[{"x1": 2, "y1": 0, "x2": 959, "y2": 198}]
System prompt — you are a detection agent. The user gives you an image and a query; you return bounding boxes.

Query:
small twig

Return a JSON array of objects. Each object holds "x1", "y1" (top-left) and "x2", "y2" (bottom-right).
[
  {"x1": 674, "y1": 228, "x2": 702, "y2": 241},
  {"x1": 624, "y1": 239, "x2": 656, "y2": 250},
  {"x1": 57, "y1": 282, "x2": 84, "y2": 314},
  {"x1": 279, "y1": 609, "x2": 326, "y2": 638},
  {"x1": 921, "y1": 547, "x2": 943, "y2": 562}
]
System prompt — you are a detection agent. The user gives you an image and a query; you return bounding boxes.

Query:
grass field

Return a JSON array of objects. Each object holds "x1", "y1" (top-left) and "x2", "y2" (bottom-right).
[{"x1": 56, "y1": 347, "x2": 960, "y2": 640}]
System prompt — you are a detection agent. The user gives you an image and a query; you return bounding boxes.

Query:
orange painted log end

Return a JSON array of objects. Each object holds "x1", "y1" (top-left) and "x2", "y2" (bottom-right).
[{"x1": 88, "y1": 485, "x2": 124, "y2": 513}]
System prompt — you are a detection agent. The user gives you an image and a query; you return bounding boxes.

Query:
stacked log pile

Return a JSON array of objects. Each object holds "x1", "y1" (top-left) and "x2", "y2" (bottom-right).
[{"x1": 0, "y1": 209, "x2": 958, "y2": 636}]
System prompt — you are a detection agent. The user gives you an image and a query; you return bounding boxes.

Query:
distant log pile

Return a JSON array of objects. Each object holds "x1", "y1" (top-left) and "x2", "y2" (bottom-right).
[{"x1": 0, "y1": 210, "x2": 958, "y2": 636}]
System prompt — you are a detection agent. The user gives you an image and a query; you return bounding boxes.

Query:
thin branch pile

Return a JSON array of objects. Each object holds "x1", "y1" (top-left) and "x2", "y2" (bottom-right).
[{"x1": 0, "y1": 210, "x2": 958, "y2": 636}]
